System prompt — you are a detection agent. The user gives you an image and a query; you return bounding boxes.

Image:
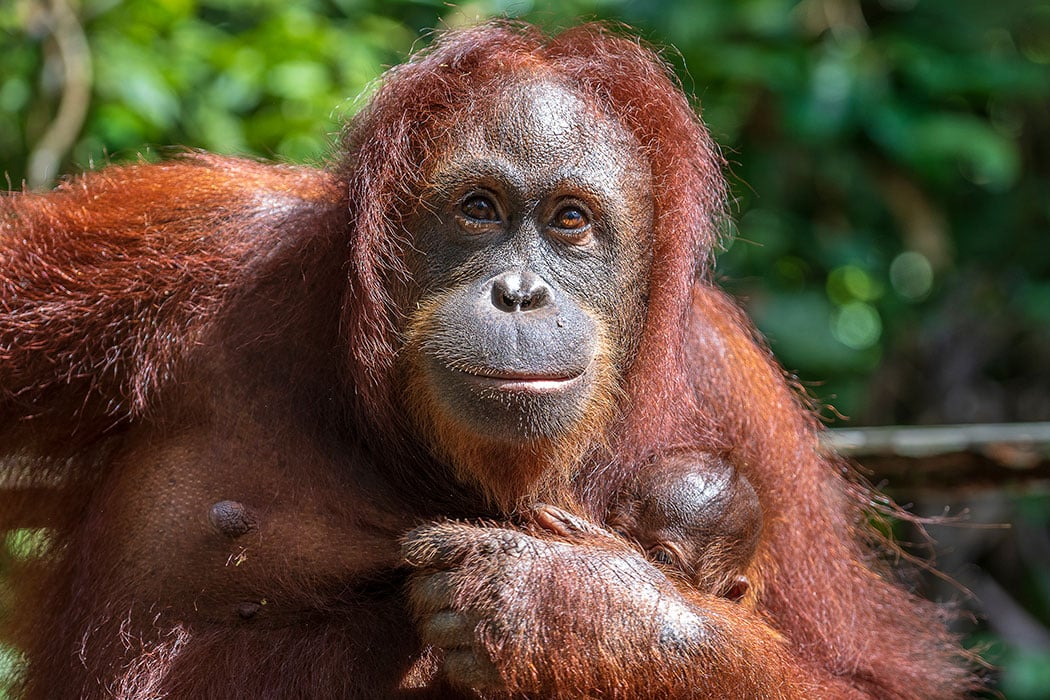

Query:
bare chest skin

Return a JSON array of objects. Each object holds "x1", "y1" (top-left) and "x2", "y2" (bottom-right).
[{"x1": 95, "y1": 415, "x2": 409, "y2": 627}]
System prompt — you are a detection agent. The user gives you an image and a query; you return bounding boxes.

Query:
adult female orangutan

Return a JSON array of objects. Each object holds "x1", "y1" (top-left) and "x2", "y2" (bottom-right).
[{"x1": 0, "y1": 20, "x2": 979, "y2": 699}]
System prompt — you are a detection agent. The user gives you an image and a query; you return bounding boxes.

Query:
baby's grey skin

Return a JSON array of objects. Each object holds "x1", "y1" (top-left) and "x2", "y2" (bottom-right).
[{"x1": 533, "y1": 453, "x2": 762, "y2": 601}]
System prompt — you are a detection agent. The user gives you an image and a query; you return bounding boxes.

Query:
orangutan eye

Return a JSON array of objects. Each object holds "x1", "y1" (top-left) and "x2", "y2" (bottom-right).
[
  {"x1": 549, "y1": 204, "x2": 593, "y2": 244},
  {"x1": 554, "y1": 206, "x2": 588, "y2": 230},
  {"x1": 460, "y1": 195, "x2": 500, "y2": 223},
  {"x1": 649, "y1": 546, "x2": 678, "y2": 568}
]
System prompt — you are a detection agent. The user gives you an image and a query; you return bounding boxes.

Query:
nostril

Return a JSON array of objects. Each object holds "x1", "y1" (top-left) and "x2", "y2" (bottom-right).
[
  {"x1": 494, "y1": 286, "x2": 522, "y2": 311},
  {"x1": 489, "y1": 270, "x2": 552, "y2": 313},
  {"x1": 523, "y1": 284, "x2": 547, "y2": 309}
]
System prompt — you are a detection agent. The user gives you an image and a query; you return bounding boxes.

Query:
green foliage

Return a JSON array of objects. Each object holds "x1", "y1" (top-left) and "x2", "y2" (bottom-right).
[
  {"x1": 1, "y1": 0, "x2": 427, "y2": 173},
  {"x1": 997, "y1": 645, "x2": 1050, "y2": 700},
  {"x1": 2, "y1": 530, "x2": 49, "y2": 563},
  {"x1": 616, "y1": 0, "x2": 1050, "y2": 426}
]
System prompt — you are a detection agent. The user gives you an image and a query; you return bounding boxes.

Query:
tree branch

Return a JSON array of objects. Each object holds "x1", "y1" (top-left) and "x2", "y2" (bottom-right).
[
  {"x1": 26, "y1": 0, "x2": 93, "y2": 189},
  {"x1": 825, "y1": 423, "x2": 1050, "y2": 491}
]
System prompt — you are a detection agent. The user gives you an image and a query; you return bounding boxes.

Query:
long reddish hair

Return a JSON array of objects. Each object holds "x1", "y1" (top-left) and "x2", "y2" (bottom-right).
[{"x1": 335, "y1": 22, "x2": 726, "y2": 438}]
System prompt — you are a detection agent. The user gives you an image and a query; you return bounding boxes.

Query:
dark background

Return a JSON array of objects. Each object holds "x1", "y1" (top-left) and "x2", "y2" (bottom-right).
[{"x1": 2, "y1": 0, "x2": 1048, "y2": 695}]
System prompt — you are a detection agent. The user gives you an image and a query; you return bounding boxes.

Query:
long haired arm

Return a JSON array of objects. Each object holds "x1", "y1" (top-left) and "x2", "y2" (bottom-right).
[
  {"x1": 684, "y1": 284, "x2": 979, "y2": 699},
  {"x1": 0, "y1": 155, "x2": 340, "y2": 431}
]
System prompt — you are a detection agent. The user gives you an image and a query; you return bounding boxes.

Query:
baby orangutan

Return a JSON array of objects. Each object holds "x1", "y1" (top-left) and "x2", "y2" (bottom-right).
[{"x1": 532, "y1": 453, "x2": 761, "y2": 602}]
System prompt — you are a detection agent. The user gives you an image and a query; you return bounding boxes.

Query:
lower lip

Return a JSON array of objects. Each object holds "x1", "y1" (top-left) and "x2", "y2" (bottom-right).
[{"x1": 465, "y1": 373, "x2": 582, "y2": 394}]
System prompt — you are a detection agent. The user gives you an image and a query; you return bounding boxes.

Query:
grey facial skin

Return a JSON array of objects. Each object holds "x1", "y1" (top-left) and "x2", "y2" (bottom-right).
[{"x1": 407, "y1": 77, "x2": 654, "y2": 441}]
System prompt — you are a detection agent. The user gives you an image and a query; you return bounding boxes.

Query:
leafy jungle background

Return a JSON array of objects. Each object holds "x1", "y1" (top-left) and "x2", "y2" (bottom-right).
[{"x1": 1, "y1": 0, "x2": 1049, "y2": 696}]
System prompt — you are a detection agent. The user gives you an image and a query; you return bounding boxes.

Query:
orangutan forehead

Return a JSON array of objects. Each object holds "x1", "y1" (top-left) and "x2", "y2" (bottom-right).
[
  {"x1": 483, "y1": 79, "x2": 620, "y2": 152},
  {"x1": 432, "y1": 76, "x2": 649, "y2": 188}
]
